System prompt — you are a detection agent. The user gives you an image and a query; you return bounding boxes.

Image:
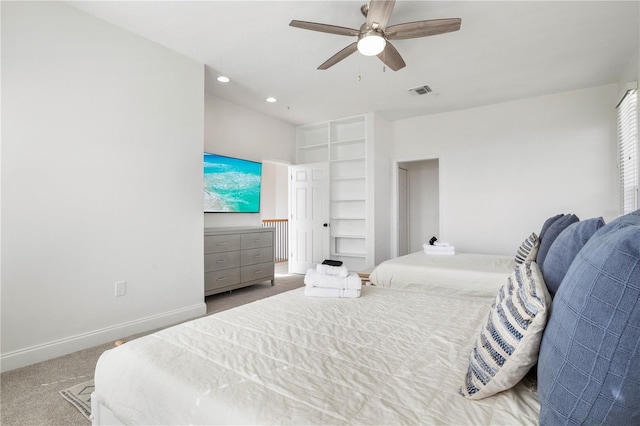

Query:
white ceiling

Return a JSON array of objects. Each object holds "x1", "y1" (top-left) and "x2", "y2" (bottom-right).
[{"x1": 68, "y1": 1, "x2": 639, "y2": 126}]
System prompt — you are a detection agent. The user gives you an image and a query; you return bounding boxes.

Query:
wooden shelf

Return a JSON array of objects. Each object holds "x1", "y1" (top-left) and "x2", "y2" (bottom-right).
[
  {"x1": 331, "y1": 251, "x2": 366, "y2": 259},
  {"x1": 331, "y1": 137, "x2": 365, "y2": 146},
  {"x1": 330, "y1": 156, "x2": 365, "y2": 163},
  {"x1": 297, "y1": 142, "x2": 327, "y2": 150},
  {"x1": 332, "y1": 234, "x2": 365, "y2": 239}
]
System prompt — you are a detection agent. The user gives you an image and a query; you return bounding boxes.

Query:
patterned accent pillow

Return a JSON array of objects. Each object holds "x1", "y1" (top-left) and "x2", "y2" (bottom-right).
[
  {"x1": 460, "y1": 261, "x2": 551, "y2": 399},
  {"x1": 514, "y1": 233, "x2": 539, "y2": 265}
]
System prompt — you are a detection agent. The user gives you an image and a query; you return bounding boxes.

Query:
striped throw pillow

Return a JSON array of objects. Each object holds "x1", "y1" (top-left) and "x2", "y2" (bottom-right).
[
  {"x1": 515, "y1": 233, "x2": 539, "y2": 265},
  {"x1": 460, "y1": 260, "x2": 551, "y2": 399}
]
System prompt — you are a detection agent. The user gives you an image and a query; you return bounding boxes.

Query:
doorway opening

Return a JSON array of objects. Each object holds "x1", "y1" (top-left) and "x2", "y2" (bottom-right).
[{"x1": 396, "y1": 158, "x2": 440, "y2": 256}]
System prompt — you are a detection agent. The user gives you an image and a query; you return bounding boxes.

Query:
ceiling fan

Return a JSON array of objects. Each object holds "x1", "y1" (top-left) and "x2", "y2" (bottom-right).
[{"x1": 290, "y1": 0, "x2": 461, "y2": 71}]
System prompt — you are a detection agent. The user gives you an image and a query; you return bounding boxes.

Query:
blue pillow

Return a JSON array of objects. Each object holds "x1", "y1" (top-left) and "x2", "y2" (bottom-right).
[
  {"x1": 536, "y1": 214, "x2": 579, "y2": 268},
  {"x1": 537, "y1": 210, "x2": 640, "y2": 425},
  {"x1": 539, "y1": 213, "x2": 564, "y2": 242},
  {"x1": 589, "y1": 209, "x2": 640, "y2": 239},
  {"x1": 542, "y1": 217, "x2": 605, "y2": 297}
]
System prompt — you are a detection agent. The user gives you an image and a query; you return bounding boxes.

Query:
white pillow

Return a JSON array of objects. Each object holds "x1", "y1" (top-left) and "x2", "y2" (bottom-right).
[{"x1": 460, "y1": 260, "x2": 550, "y2": 399}]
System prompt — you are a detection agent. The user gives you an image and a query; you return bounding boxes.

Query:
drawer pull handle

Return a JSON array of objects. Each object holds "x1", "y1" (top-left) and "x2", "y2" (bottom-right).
[
  {"x1": 216, "y1": 277, "x2": 226, "y2": 281},
  {"x1": 253, "y1": 239, "x2": 262, "y2": 242},
  {"x1": 216, "y1": 260, "x2": 226, "y2": 264},
  {"x1": 254, "y1": 254, "x2": 262, "y2": 258},
  {"x1": 216, "y1": 242, "x2": 227, "y2": 246},
  {"x1": 254, "y1": 270, "x2": 262, "y2": 274}
]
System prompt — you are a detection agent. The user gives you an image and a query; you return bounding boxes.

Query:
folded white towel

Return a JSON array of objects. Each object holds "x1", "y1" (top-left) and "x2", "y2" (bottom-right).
[
  {"x1": 316, "y1": 263, "x2": 349, "y2": 278},
  {"x1": 434, "y1": 241, "x2": 450, "y2": 247},
  {"x1": 304, "y1": 269, "x2": 362, "y2": 290},
  {"x1": 424, "y1": 250, "x2": 455, "y2": 256},
  {"x1": 304, "y1": 286, "x2": 361, "y2": 298},
  {"x1": 423, "y1": 243, "x2": 455, "y2": 252},
  {"x1": 424, "y1": 243, "x2": 455, "y2": 255}
]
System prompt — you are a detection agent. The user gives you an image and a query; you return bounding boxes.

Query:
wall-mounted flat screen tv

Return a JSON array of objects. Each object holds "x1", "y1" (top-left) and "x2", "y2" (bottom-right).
[{"x1": 203, "y1": 153, "x2": 262, "y2": 213}]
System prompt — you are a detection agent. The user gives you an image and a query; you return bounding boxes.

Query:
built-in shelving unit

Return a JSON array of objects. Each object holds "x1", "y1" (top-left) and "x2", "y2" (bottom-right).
[
  {"x1": 295, "y1": 123, "x2": 329, "y2": 164},
  {"x1": 295, "y1": 114, "x2": 369, "y2": 271},
  {"x1": 329, "y1": 116, "x2": 367, "y2": 270}
]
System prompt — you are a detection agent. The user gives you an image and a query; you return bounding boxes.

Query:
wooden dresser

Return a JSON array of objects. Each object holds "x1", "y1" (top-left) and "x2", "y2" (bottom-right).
[{"x1": 204, "y1": 226, "x2": 275, "y2": 296}]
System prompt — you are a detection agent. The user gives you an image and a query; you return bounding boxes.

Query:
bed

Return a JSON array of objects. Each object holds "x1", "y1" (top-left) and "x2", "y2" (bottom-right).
[
  {"x1": 369, "y1": 251, "x2": 515, "y2": 297},
  {"x1": 91, "y1": 284, "x2": 539, "y2": 425},
  {"x1": 92, "y1": 210, "x2": 640, "y2": 425}
]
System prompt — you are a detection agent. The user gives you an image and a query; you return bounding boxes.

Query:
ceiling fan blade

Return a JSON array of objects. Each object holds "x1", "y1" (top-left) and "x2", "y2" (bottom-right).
[
  {"x1": 289, "y1": 20, "x2": 359, "y2": 37},
  {"x1": 385, "y1": 18, "x2": 462, "y2": 40},
  {"x1": 377, "y1": 41, "x2": 405, "y2": 71},
  {"x1": 318, "y1": 42, "x2": 358, "y2": 70},
  {"x1": 366, "y1": 0, "x2": 396, "y2": 30}
]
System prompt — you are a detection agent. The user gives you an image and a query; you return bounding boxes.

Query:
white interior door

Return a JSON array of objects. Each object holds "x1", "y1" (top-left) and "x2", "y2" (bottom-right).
[{"x1": 289, "y1": 163, "x2": 330, "y2": 274}]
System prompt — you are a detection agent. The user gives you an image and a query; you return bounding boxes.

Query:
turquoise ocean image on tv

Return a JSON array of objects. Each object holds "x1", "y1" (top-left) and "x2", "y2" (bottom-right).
[{"x1": 204, "y1": 153, "x2": 262, "y2": 213}]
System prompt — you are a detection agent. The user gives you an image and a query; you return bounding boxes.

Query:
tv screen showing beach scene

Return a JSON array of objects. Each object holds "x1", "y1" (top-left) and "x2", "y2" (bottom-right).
[{"x1": 203, "y1": 153, "x2": 262, "y2": 213}]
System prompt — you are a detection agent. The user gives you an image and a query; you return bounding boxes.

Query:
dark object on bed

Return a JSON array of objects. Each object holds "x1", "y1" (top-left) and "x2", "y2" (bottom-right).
[{"x1": 321, "y1": 259, "x2": 343, "y2": 267}]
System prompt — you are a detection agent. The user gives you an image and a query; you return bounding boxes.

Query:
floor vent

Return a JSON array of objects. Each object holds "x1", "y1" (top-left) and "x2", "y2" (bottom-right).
[{"x1": 408, "y1": 85, "x2": 433, "y2": 95}]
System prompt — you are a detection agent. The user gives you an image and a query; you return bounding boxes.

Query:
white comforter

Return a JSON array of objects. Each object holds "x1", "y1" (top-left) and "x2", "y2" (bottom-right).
[
  {"x1": 370, "y1": 252, "x2": 515, "y2": 297},
  {"x1": 94, "y1": 286, "x2": 539, "y2": 425}
]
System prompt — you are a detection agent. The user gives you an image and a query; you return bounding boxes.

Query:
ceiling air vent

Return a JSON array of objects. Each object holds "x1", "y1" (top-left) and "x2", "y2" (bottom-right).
[{"x1": 408, "y1": 85, "x2": 433, "y2": 95}]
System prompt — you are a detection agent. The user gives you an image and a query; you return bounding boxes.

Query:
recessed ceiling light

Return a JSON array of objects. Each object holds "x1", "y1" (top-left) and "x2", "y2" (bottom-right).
[
  {"x1": 266, "y1": 97, "x2": 277, "y2": 103},
  {"x1": 217, "y1": 76, "x2": 230, "y2": 83}
]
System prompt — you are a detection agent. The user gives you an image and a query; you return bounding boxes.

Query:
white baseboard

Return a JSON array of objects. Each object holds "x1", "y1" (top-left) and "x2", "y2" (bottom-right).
[{"x1": 0, "y1": 303, "x2": 207, "y2": 373}]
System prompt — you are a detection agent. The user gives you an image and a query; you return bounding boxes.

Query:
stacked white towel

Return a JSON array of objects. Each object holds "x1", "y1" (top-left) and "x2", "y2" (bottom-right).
[
  {"x1": 423, "y1": 242, "x2": 456, "y2": 255},
  {"x1": 304, "y1": 266, "x2": 361, "y2": 298},
  {"x1": 315, "y1": 263, "x2": 349, "y2": 278}
]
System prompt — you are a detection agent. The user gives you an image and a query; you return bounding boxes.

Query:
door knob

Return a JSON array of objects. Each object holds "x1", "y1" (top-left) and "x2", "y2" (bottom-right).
[{"x1": 323, "y1": 223, "x2": 329, "y2": 227}]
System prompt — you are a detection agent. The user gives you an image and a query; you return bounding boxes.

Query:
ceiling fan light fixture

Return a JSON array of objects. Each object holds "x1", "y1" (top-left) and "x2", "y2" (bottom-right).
[{"x1": 357, "y1": 32, "x2": 386, "y2": 56}]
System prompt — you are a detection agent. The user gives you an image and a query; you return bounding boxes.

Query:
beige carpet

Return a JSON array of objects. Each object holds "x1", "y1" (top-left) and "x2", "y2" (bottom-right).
[{"x1": 1, "y1": 263, "x2": 303, "y2": 426}]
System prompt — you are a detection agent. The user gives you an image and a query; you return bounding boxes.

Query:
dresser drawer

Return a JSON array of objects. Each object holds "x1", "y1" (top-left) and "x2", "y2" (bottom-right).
[
  {"x1": 241, "y1": 262, "x2": 273, "y2": 283},
  {"x1": 204, "y1": 234, "x2": 241, "y2": 254},
  {"x1": 204, "y1": 227, "x2": 275, "y2": 296},
  {"x1": 204, "y1": 251, "x2": 241, "y2": 272},
  {"x1": 241, "y1": 246, "x2": 273, "y2": 266},
  {"x1": 205, "y1": 268, "x2": 241, "y2": 292},
  {"x1": 241, "y1": 231, "x2": 273, "y2": 249}
]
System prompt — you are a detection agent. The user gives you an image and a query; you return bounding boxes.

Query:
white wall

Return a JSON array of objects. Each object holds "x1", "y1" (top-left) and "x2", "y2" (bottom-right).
[
  {"x1": 617, "y1": 48, "x2": 639, "y2": 90},
  {"x1": 261, "y1": 162, "x2": 290, "y2": 219},
  {"x1": 371, "y1": 113, "x2": 393, "y2": 266},
  {"x1": 1, "y1": 2, "x2": 205, "y2": 371},
  {"x1": 392, "y1": 84, "x2": 620, "y2": 255},
  {"x1": 203, "y1": 95, "x2": 295, "y2": 228}
]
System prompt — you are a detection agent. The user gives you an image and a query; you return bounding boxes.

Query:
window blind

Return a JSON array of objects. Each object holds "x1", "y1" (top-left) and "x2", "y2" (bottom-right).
[{"x1": 617, "y1": 88, "x2": 638, "y2": 215}]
